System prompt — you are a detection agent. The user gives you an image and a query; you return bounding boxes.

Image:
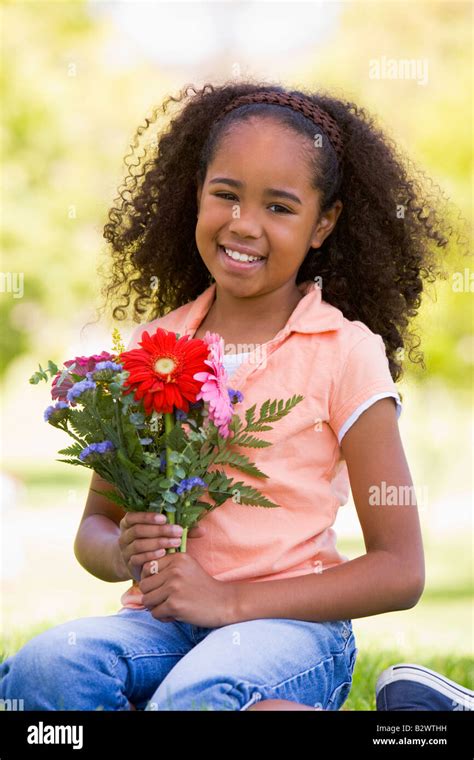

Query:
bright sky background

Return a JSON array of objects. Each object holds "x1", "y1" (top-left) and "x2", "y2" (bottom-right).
[{"x1": 88, "y1": 1, "x2": 342, "y2": 71}]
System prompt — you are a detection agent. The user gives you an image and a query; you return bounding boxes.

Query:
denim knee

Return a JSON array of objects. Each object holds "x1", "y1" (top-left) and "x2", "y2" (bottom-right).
[
  {"x1": 0, "y1": 620, "x2": 129, "y2": 711},
  {"x1": 146, "y1": 672, "x2": 261, "y2": 711}
]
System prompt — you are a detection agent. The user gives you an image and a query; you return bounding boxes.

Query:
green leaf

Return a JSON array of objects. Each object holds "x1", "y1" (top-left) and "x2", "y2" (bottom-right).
[
  {"x1": 149, "y1": 500, "x2": 164, "y2": 511},
  {"x1": 211, "y1": 450, "x2": 269, "y2": 479},
  {"x1": 57, "y1": 443, "x2": 83, "y2": 457},
  {"x1": 165, "y1": 423, "x2": 187, "y2": 452},
  {"x1": 230, "y1": 433, "x2": 272, "y2": 448},
  {"x1": 29, "y1": 364, "x2": 49, "y2": 384},
  {"x1": 163, "y1": 491, "x2": 179, "y2": 503},
  {"x1": 117, "y1": 448, "x2": 143, "y2": 474},
  {"x1": 244, "y1": 404, "x2": 257, "y2": 427},
  {"x1": 231, "y1": 482, "x2": 280, "y2": 509},
  {"x1": 67, "y1": 408, "x2": 102, "y2": 439}
]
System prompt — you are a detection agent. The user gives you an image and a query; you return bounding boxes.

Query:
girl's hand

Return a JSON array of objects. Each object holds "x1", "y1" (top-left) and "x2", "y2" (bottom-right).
[
  {"x1": 139, "y1": 552, "x2": 237, "y2": 628},
  {"x1": 118, "y1": 512, "x2": 205, "y2": 583}
]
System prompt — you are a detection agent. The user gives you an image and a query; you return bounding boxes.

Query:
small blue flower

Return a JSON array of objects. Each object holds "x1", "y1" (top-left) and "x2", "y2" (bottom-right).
[
  {"x1": 79, "y1": 440, "x2": 115, "y2": 462},
  {"x1": 175, "y1": 409, "x2": 188, "y2": 422},
  {"x1": 67, "y1": 375, "x2": 96, "y2": 402},
  {"x1": 176, "y1": 476, "x2": 206, "y2": 495},
  {"x1": 94, "y1": 361, "x2": 123, "y2": 372},
  {"x1": 44, "y1": 401, "x2": 69, "y2": 422},
  {"x1": 228, "y1": 388, "x2": 244, "y2": 404}
]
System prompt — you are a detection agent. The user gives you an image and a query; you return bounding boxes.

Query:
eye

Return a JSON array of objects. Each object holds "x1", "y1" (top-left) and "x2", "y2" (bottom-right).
[
  {"x1": 268, "y1": 204, "x2": 292, "y2": 214},
  {"x1": 214, "y1": 193, "x2": 293, "y2": 214},
  {"x1": 214, "y1": 192, "x2": 236, "y2": 201}
]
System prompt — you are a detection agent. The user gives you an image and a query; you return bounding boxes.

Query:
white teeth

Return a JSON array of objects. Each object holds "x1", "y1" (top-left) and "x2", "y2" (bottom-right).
[{"x1": 223, "y1": 246, "x2": 263, "y2": 263}]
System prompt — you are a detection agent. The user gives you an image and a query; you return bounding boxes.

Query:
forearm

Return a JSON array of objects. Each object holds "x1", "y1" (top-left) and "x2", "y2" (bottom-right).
[
  {"x1": 229, "y1": 550, "x2": 423, "y2": 624},
  {"x1": 74, "y1": 514, "x2": 132, "y2": 583}
]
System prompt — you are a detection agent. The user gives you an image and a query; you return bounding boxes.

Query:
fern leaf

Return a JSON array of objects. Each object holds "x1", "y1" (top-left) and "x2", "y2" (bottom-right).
[
  {"x1": 211, "y1": 450, "x2": 269, "y2": 478},
  {"x1": 57, "y1": 443, "x2": 83, "y2": 457},
  {"x1": 230, "y1": 433, "x2": 272, "y2": 448},
  {"x1": 228, "y1": 481, "x2": 280, "y2": 509},
  {"x1": 245, "y1": 404, "x2": 256, "y2": 427}
]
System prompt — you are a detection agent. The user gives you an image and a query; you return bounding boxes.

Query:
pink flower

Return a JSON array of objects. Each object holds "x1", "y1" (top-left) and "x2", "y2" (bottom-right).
[
  {"x1": 52, "y1": 351, "x2": 114, "y2": 402},
  {"x1": 193, "y1": 332, "x2": 234, "y2": 438}
]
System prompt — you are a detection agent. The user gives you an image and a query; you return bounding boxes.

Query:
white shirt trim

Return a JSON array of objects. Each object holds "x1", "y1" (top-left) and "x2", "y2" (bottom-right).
[
  {"x1": 338, "y1": 392, "x2": 403, "y2": 444},
  {"x1": 222, "y1": 351, "x2": 252, "y2": 378}
]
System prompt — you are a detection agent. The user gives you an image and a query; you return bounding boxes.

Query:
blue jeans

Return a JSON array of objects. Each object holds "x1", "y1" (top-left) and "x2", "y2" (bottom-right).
[{"x1": 0, "y1": 608, "x2": 358, "y2": 711}]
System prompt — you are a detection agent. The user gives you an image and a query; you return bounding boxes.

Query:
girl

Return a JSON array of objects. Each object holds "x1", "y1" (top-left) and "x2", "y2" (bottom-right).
[{"x1": 0, "y1": 81, "x2": 459, "y2": 712}]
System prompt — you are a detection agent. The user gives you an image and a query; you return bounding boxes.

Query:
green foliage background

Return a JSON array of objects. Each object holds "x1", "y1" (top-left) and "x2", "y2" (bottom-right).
[{"x1": 1, "y1": 1, "x2": 472, "y2": 387}]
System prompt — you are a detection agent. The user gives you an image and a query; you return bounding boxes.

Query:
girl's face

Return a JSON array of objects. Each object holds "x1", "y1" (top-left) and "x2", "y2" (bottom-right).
[{"x1": 195, "y1": 118, "x2": 342, "y2": 299}]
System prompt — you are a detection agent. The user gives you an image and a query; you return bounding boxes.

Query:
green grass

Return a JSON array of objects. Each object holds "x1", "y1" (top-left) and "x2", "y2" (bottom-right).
[{"x1": 345, "y1": 650, "x2": 473, "y2": 711}]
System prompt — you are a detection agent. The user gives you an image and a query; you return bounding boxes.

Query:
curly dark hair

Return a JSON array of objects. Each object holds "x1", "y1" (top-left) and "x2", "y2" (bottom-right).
[{"x1": 100, "y1": 78, "x2": 464, "y2": 383}]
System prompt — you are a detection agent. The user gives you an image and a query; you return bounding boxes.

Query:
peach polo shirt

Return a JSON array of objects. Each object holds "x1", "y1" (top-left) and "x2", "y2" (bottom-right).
[{"x1": 119, "y1": 279, "x2": 402, "y2": 609}]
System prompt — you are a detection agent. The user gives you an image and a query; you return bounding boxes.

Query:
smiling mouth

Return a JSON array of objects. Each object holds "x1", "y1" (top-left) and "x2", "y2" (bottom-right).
[{"x1": 218, "y1": 245, "x2": 266, "y2": 264}]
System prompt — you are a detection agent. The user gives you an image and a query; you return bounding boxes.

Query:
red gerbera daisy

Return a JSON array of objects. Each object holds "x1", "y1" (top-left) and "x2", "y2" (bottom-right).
[{"x1": 119, "y1": 328, "x2": 210, "y2": 415}]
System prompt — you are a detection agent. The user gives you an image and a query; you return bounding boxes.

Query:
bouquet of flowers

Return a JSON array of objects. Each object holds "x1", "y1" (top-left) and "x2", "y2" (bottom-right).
[{"x1": 30, "y1": 326, "x2": 303, "y2": 552}]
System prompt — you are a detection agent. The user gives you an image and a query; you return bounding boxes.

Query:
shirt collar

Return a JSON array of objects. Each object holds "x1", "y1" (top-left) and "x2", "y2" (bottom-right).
[{"x1": 182, "y1": 279, "x2": 343, "y2": 338}]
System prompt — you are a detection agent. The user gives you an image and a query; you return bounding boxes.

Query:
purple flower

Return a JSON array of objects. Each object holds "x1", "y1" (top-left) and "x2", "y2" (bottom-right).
[
  {"x1": 67, "y1": 375, "x2": 97, "y2": 403},
  {"x1": 92, "y1": 361, "x2": 123, "y2": 380},
  {"x1": 228, "y1": 388, "x2": 244, "y2": 404},
  {"x1": 176, "y1": 477, "x2": 206, "y2": 496},
  {"x1": 94, "y1": 361, "x2": 123, "y2": 372},
  {"x1": 175, "y1": 409, "x2": 188, "y2": 422},
  {"x1": 44, "y1": 401, "x2": 69, "y2": 424},
  {"x1": 79, "y1": 441, "x2": 115, "y2": 462}
]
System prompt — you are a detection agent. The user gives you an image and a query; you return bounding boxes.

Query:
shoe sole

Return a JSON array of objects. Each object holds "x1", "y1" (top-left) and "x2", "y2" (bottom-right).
[{"x1": 376, "y1": 663, "x2": 474, "y2": 710}]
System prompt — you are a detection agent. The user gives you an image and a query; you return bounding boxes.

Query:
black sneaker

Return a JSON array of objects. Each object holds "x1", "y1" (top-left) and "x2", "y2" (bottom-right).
[{"x1": 376, "y1": 663, "x2": 473, "y2": 711}]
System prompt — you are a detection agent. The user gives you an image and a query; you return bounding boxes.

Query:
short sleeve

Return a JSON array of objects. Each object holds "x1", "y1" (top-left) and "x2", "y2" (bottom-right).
[{"x1": 328, "y1": 333, "x2": 402, "y2": 444}]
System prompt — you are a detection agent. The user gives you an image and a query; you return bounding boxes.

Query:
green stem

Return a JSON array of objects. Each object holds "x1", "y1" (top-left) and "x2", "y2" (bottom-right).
[{"x1": 164, "y1": 412, "x2": 177, "y2": 551}]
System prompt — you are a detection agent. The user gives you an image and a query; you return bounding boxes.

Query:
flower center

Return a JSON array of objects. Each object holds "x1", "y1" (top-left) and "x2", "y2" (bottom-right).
[{"x1": 154, "y1": 356, "x2": 177, "y2": 378}]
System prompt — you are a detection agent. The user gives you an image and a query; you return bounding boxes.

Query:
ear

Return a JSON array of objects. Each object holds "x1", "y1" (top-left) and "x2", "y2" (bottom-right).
[{"x1": 310, "y1": 200, "x2": 343, "y2": 249}]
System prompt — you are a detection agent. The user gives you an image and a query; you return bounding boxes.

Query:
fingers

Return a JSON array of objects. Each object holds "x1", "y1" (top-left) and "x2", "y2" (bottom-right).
[
  {"x1": 141, "y1": 559, "x2": 161, "y2": 578},
  {"x1": 123, "y1": 523, "x2": 185, "y2": 542},
  {"x1": 120, "y1": 511, "x2": 167, "y2": 530},
  {"x1": 129, "y1": 535, "x2": 183, "y2": 551},
  {"x1": 121, "y1": 513, "x2": 205, "y2": 543},
  {"x1": 118, "y1": 512, "x2": 205, "y2": 581},
  {"x1": 130, "y1": 548, "x2": 166, "y2": 569}
]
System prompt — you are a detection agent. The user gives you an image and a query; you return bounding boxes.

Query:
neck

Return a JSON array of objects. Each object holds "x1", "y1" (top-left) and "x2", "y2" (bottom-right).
[{"x1": 208, "y1": 280, "x2": 304, "y2": 336}]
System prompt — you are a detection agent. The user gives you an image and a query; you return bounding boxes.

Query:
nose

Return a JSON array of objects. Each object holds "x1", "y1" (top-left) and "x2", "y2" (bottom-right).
[{"x1": 227, "y1": 206, "x2": 262, "y2": 239}]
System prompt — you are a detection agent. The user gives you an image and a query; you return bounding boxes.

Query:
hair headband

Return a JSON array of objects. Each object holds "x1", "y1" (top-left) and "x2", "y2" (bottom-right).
[{"x1": 215, "y1": 91, "x2": 344, "y2": 163}]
